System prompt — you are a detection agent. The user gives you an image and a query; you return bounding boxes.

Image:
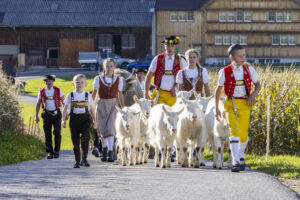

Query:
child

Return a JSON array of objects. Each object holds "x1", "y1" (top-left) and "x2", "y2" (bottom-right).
[
  {"x1": 92, "y1": 58, "x2": 125, "y2": 162},
  {"x1": 176, "y1": 49, "x2": 210, "y2": 97},
  {"x1": 62, "y1": 74, "x2": 97, "y2": 168},
  {"x1": 215, "y1": 44, "x2": 261, "y2": 172},
  {"x1": 35, "y1": 74, "x2": 64, "y2": 159}
]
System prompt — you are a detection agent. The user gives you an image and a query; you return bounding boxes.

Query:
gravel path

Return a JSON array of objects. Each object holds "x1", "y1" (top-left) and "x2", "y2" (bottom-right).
[{"x1": 0, "y1": 150, "x2": 298, "y2": 200}]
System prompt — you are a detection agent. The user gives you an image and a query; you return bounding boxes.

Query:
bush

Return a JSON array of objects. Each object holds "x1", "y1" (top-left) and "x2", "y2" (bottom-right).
[{"x1": 0, "y1": 67, "x2": 21, "y2": 131}]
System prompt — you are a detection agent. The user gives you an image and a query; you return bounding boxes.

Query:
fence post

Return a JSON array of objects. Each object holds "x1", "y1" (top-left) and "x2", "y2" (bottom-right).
[{"x1": 266, "y1": 95, "x2": 270, "y2": 161}]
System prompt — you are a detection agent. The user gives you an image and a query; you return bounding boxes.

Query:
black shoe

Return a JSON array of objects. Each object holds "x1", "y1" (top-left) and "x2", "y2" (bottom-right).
[
  {"x1": 107, "y1": 151, "x2": 114, "y2": 162},
  {"x1": 92, "y1": 148, "x2": 100, "y2": 157},
  {"x1": 240, "y1": 158, "x2": 246, "y2": 171},
  {"x1": 80, "y1": 159, "x2": 90, "y2": 167},
  {"x1": 47, "y1": 153, "x2": 54, "y2": 159},
  {"x1": 53, "y1": 151, "x2": 59, "y2": 159},
  {"x1": 101, "y1": 147, "x2": 107, "y2": 162},
  {"x1": 231, "y1": 163, "x2": 240, "y2": 172},
  {"x1": 171, "y1": 153, "x2": 176, "y2": 162},
  {"x1": 74, "y1": 162, "x2": 80, "y2": 168}
]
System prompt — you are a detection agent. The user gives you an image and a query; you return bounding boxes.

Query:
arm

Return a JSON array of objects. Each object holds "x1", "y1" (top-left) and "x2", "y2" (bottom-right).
[
  {"x1": 60, "y1": 96, "x2": 65, "y2": 107},
  {"x1": 170, "y1": 83, "x2": 177, "y2": 97},
  {"x1": 247, "y1": 81, "x2": 261, "y2": 106},
  {"x1": 204, "y1": 83, "x2": 211, "y2": 97},
  {"x1": 215, "y1": 86, "x2": 223, "y2": 121},
  {"x1": 62, "y1": 104, "x2": 69, "y2": 128},
  {"x1": 145, "y1": 72, "x2": 154, "y2": 100},
  {"x1": 35, "y1": 99, "x2": 42, "y2": 123},
  {"x1": 118, "y1": 91, "x2": 125, "y2": 108},
  {"x1": 92, "y1": 89, "x2": 98, "y2": 101},
  {"x1": 89, "y1": 104, "x2": 97, "y2": 129}
]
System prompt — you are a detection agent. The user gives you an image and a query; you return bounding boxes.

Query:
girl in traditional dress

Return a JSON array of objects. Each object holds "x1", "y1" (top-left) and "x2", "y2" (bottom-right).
[
  {"x1": 176, "y1": 49, "x2": 210, "y2": 97},
  {"x1": 92, "y1": 58, "x2": 125, "y2": 162}
]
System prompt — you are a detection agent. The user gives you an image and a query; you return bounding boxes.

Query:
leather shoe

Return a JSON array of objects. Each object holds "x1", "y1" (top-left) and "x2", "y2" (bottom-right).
[
  {"x1": 231, "y1": 163, "x2": 240, "y2": 172},
  {"x1": 74, "y1": 162, "x2": 80, "y2": 168},
  {"x1": 53, "y1": 152, "x2": 59, "y2": 159},
  {"x1": 107, "y1": 151, "x2": 114, "y2": 162},
  {"x1": 47, "y1": 153, "x2": 53, "y2": 159},
  {"x1": 80, "y1": 159, "x2": 90, "y2": 167},
  {"x1": 92, "y1": 148, "x2": 100, "y2": 157},
  {"x1": 240, "y1": 158, "x2": 246, "y2": 171}
]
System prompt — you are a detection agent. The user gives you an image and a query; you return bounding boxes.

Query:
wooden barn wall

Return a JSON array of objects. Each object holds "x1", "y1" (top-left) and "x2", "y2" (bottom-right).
[{"x1": 0, "y1": 28, "x2": 18, "y2": 45}]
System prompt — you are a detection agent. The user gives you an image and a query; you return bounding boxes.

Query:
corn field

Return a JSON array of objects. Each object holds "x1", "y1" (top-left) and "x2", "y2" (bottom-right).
[{"x1": 208, "y1": 66, "x2": 300, "y2": 156}]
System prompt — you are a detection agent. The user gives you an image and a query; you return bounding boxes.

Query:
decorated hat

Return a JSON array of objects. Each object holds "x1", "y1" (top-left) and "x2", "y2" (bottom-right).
[
  {"x1": 161, "y1": 36, "x2": 180, "y2": 45},
  {"x1": 43, "y1": 74, "x2": 56, "y2": 81},
  {"x1": 227, "y1": 44, "x2": 244, "y2": 56},
  {"x1": 135, "y1": 68, "x2": 147, "y2": 74}
]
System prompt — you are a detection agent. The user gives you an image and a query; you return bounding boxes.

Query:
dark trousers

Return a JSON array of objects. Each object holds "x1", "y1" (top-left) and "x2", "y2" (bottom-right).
[
  {"x1": 69, "y1": 113, "x2": 91, "y2": 163},
  {"x1": 41, "y1": 109, "x2": 62, "y2": 153}
]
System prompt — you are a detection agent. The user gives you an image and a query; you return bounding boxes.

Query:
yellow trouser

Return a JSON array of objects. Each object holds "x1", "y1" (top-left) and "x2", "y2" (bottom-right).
[
  {"x1": 152, "y1": 89, "x2": 176, "y2": 107},
  {"x1": 224, "y1": 98, "x2": 251, "y2": 143}
]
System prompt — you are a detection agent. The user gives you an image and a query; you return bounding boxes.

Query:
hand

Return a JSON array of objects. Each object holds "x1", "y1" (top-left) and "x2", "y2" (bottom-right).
[
  {"x1": 93, "y1": 122, "x2": 98, "y2": 129},
  {"x1": 62, "y1": 120, "x2": 66, "y2": 128},
  {"x1": 247, "y1": 93, "x2": 256, "y2": 107},
  {"x1": 35, "y1": 116, "x2": 39, "y2": 123},
  {"x1": 145, "y1": 92, "x2": 150, "y2": 100},
  {"x1": 170, "y1": 87, "x2": 176, "y2": 97},
  {"x1": 215, "y1": 107, "x2": 221, "y2": 121}
]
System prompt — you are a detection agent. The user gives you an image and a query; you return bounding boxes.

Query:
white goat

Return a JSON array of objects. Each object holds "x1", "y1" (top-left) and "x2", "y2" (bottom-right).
[
  {"x1": 205, "y1": 97, "x2": 232, "y2": 169},
  {"x1": 148, "y1": 104, "x2": 184, "y2": 168},
  {"x1": 115, "y1": 106, "x2": 140, "y2": 166},
  {"x1": 132, "y1": 95, "x2": 152, "y2": 164},
  {"x1": 175, "y1": 98, "x2": 207, "y2": 167}
]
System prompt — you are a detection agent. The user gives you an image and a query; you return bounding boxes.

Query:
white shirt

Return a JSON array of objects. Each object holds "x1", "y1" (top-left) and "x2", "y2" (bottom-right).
[
  {"x1": 37, "y1": 87, "x2": 64, "y2": 111},
  {"x1": 149, "y1": 54, "x2": 188, "y2": 91},
  {"x1": 139, "y1": 80, "x2": 145, "y2": 91},
  {"x1": 64, "y1": 91, "x2": 94, "y2": 114},
  {"x1": 93, "y1": 75, "x2": 123, "y2": 92},
  {"x1": 218, "y1": 64, "x2": 258, "y2": 98},
  {"x1": 176, "y1": 67, "x2": 209, "y2": 86}
]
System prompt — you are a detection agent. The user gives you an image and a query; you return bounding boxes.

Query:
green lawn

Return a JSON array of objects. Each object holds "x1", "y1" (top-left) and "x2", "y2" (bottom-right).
[
  {"x1": 24, "y1": 75, "x2": 95, "y2": 96},
  {"x1": 0, "y1": 130, "x2": 46, "y2": 166},
  {"x1": 20, "y1": 102, "x2": 73, "y2": 150}
]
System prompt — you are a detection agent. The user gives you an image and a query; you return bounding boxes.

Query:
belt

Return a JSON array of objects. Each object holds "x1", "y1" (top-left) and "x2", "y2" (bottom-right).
[
  {"x1": 160, "y1": 89, "x2": 171, "y2": 92},
  {"x1": 235, "y1": 80, "x2": 245, "y2": 86},
  {"x1": 233, "y1": 97, "x2": 247, "y2": 99},
  {"x1": 164, "y1": 70, "x2": 173, "y2": 75},
  {"x1": 45, "y1": 109, "x2": 58, "y2": 116}
]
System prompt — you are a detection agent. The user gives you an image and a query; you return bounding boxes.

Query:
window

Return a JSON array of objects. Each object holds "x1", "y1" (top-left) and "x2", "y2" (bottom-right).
[
  {"x1": 276, "y1": 12, "x2": 284, "y2": 22},
  {"x1": 231, "y1": 35, "x2": 239, "y2": 44},
  {"x1": 227, "y1": 12, "x2": 235, "y2": 22},
  {"x1": 240, "y1": 35, "x2": 248, "y2": 45},
  {"x1": 236, "y1": 11, "x2": 243, "y2": 22},
  {"x1": 170, "y1": 12, "x2": 177, "y2": 22},
  {"x1": 122, "y1": 34, "x2": 135, "y2": 48},
  {"x1": 187, "y1": 12, "x2": 194, "y2": 21},
  {"x1": 244, "y1": 11, "x2": 251, "y2": 22},
  {"x1": 223, "y1": 35, "x2": 231, "y2": 45},
  {"x1": 99, "y1": 35, "x2": 112, "y2": 48},
  {"x1": 215, "y1": 35, "x2": 223, "y2": 45},
  {"x1": 178, "y1": 12, "x2": 186, "y2": 22},
  {"x1": 268, "y1": 11, "x2": 276, "y2": 22},
  {"x1": 272, "y1": 35, "x2": 280, "y2": 45},
  {"x1": 284, "y1": 12, "x2": 291, "y2": 22},
  {"x1": 288, "y1": 35, "x2": 296, "y2": 45},
  {"x1": 280, "y1": 35, "x2": 288, "y2": 45},
  {"x1": 219, "y1": 11, "x2": 226, "y2": 22}
]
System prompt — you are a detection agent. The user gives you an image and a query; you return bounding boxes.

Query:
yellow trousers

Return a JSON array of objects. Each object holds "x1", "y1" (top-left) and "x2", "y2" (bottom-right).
[
  {"x1": 224, "y1": 98, "x2": 251, "y2": 143},
  {"x1": 152, "y1": 89, "x2": 176, "y2": 107}
]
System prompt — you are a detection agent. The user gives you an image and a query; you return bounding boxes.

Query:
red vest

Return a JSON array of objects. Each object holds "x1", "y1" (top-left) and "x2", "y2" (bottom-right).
[
  {"x1": 182, "y1": 67, "x2": 203, "y2": 94},
  {"x1": 154, "y1": 53, "x2": 181, "y2": 89},
  {"x1": 98, "y1": 76, "x2": 119, "y2": 99},
  {"x1": 40, "y1": 86, "x2": 61, "y2": 109},
  {"x1": 224, "y1": 64, "x2": 252, "y2": 99}
]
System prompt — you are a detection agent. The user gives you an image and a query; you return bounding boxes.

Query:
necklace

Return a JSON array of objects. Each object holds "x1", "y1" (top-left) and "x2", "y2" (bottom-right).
[{"x1": 103, "y1": 73, "x2": 114, "y2": 87}]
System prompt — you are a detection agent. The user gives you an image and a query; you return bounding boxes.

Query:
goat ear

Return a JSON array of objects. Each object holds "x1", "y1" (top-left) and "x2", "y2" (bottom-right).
[
  {"x1": 177, "y1": 107, "x2": 185, "y2": 115},
  {"x1": 150, "y1": 100, "x2": 154, "y2": 106},
  {"x1": 181, "y1": 97, "x2": 186, "y2": 104},
  {"x1": 134, "y1": 111, "x2": 140, "y2": 115},
  {"x1": 194, "y1": 91, "x2": 199, "y2": 98},
  {"x1": 209, "y1": 95, "x2": 214, "y2": 100},
  {"x1": 162, "y1": 105, "x2": 168, "y2": 115},
  {"x1": 133, "y1": 95, "x2": 139, "y2": 103}
]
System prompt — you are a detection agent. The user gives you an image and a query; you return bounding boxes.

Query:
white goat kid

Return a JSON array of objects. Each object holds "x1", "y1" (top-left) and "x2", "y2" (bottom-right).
[
  {"x1": 176, "y1": 98, "x2": 207, "y2": 168},
  {"x1": 115, "y1": 106, "x2": 140, "y2": 166},
  {"x1": 205, "y1": 97, "x2": 232, "y2": 169},
  {"x1": 148, "y1": 104, "x2": 184, "y2": 168},
  {"x1": 132, "y1": 95, "x2": 152, "y2": 164}
]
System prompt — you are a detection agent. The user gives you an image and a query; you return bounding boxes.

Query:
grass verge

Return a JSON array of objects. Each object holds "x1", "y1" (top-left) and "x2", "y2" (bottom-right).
[
  {"x1": 0, "y1": 130, "x2": 46, "y2": 166},
  {"x1": 20, "y1": 102, "x2": 73, "y2": 150}
]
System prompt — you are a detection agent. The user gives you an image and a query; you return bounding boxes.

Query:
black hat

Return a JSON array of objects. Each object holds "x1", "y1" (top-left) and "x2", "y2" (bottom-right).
[
  {"x1": 161, "y1": 36, "x2": 180, "y2": 45},
  {"x1": 227, "y1": 44, "x2": 244, "y2": 56},
  {"x1": 43, "y1": 74, "x2": 56, "y2": 81},
  {"x1": 135, "y1": 68, "x2": 147, "y2": 74}
]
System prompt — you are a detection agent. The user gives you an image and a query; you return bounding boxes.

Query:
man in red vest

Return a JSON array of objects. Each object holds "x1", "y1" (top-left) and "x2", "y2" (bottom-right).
[
  {"x1": 215, "y1": 44, "x2": 261, "y2": 172},
  {"x1": 145, "y1": 36, "x2": 187, "y2": 106},
  {"x1": 35, "y1": 74, "x2": 65, "y2": 159}
]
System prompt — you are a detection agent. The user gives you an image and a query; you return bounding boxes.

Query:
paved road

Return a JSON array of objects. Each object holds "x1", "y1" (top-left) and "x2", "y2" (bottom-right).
[{"x1": 0, "y1": 150, "x2": 298, "y2": 200}]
